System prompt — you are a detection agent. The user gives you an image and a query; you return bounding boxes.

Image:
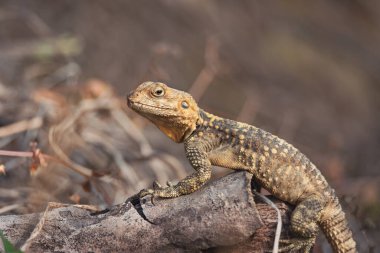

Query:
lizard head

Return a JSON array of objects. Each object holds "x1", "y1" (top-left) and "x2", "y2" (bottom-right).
[{"x1": 127, "y1": 81, "x2": 200, "y2": 143}]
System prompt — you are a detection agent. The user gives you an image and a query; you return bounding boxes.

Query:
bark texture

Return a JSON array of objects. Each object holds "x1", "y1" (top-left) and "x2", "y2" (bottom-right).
[{"x1": 0, "y1": 172, "x2": 292, "y2": 253}]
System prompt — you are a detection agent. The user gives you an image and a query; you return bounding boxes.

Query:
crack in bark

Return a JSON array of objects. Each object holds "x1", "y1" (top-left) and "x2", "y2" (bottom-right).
[{"x1": 127, "y1": 193, "x2": 156, "y2": 224}]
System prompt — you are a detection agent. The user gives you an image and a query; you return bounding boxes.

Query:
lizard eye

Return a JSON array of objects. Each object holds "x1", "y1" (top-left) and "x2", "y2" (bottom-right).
[
  {"x1": 152, "y1": 87, "x2": 165, "y2": 97},
  {"x1": 181, "y1": 101, "x2": 189, "y2": 109}
]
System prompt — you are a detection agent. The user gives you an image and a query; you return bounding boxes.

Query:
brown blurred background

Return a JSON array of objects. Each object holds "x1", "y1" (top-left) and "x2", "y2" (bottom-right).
[{"x1": 0, "y1": 0, "x2": 379, "y2": 252}]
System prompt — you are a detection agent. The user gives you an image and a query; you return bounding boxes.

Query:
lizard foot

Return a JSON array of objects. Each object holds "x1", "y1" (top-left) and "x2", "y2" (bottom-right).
[
  {"x1": 278, "y1": 237, "x2": 315, "y2": 253},
  {"x1": 140, "y1": 181, "x2": 172, "y2": 205},
  {"x1": 139, "y1": 188, "x2": 156, "y2": 205}
]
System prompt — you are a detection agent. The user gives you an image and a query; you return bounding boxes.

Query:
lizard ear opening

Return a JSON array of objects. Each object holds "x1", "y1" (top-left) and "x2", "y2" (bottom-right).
[{"x1": 181, "y1": 101, "x2": 189, "y2": 109}]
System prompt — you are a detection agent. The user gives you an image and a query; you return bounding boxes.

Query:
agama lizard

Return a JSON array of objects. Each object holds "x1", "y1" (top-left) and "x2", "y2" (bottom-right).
[{"x1": 127, "y1": 81, "x2": 357, "y2": 253}]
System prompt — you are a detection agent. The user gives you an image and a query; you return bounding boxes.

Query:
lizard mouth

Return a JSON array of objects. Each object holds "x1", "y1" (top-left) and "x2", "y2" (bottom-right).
[{"x1": 128, "y1": 101, "x2": 174, "y2": 111}]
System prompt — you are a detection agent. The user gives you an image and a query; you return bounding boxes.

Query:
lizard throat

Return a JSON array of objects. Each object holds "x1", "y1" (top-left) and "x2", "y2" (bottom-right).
[{"x1": 155, "y1": 122, "x2": 196, "y2": 143}]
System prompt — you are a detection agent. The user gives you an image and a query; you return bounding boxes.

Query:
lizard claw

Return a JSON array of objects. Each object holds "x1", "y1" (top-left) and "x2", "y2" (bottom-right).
[
  {"x1": 152, "y1": 181, "x2": 163, "y2": 190},
  {"x1": 278, "y1": 237, "x2": 315, "y2": 253},
  {"x1": 139, "y1": 188, "x2": 156, "y2": 205},
  {"x1": 153, "y1": 180, "x2": 174, "y2": 189},
  {"x1": 141, "y1": 180, "x2": 173, "y2": 205}
]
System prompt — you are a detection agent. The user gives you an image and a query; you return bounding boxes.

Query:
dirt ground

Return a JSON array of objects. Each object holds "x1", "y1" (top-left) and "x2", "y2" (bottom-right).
[{"x1": 0, "y1": 1, "x2": 379, "y2": 252}]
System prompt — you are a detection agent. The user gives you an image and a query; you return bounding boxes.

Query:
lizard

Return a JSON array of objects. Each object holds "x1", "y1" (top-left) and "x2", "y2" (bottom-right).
[{"x1": 126, "y1": 81, "x2": 357, "y2": 253}]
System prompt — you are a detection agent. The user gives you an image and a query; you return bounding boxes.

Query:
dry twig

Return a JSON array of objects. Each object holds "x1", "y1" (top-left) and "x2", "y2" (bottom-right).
[
  {"x1": 0, "y1": 117, "x2": 43, "y2": 138},
  {"x1": 188, "y1": 36, "x2": 221, "y2": 101}
]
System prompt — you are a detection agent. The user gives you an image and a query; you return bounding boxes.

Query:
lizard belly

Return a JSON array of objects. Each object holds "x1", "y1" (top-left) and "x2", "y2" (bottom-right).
[{"x1": 208, "y1": 147, "x2": 252, "y2": 171}]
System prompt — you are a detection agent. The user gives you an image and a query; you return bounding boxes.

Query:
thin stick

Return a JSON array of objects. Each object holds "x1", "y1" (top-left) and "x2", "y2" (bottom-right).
[
  {"x1": 188, "y1": 36, "x2": 220, "y2": 101},
  {"x1": 0, "y1": 117, "x2": 42, "y2": 138},
  {"x1": 0, "y1": 149, "x2": 90, "y2": 178},
  {"x1": 254, "y1": 191, "x2": 282, "y2": 253},
  {"x1": 0, "y1": 204, "x2": 20, "y2": 215},
  {"x1": 0, "y1": 150, "x2": 33, "y2": 157}
]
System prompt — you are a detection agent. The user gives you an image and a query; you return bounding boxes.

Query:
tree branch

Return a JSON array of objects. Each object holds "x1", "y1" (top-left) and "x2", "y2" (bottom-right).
[{"x1": 0, "y1": 172, "x2": 292, "y2": 253}]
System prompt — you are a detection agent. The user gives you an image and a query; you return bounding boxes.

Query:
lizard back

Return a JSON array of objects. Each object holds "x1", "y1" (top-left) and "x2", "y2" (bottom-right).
[{"x1": 196, "y1": 110, "x2": 334, "y2": 205}]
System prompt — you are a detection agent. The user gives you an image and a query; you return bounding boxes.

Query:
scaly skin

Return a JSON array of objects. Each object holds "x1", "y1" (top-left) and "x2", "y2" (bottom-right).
[{"x1": 127, "y1": 81, "x2": 357, "y2": 253}]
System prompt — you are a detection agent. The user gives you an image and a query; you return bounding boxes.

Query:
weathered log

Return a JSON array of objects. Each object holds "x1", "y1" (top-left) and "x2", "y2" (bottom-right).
[{"x1": 0, "y1": 172, "x2": 292, "y2": 252}]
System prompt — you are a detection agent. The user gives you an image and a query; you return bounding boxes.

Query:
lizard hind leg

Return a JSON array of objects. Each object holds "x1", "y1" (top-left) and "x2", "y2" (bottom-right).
[{"x1": 279, "y1": 195, "x2": 325, "y2": 253}]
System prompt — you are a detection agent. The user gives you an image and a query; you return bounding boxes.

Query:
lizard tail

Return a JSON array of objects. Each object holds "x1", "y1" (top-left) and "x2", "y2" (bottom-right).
[{"x1": 320, "y1": 198, "x2": 357, "y2": 253}]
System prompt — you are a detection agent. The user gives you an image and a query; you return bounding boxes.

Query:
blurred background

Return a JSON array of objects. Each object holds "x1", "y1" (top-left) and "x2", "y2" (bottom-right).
[{"x1": 0, "y1": 0, "x2": 379, "y2": 252}]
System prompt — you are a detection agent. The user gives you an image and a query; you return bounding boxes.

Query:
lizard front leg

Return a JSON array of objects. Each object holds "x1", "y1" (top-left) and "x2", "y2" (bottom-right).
[{"x1": 140, "y1": 142, "x2": 212, "y2": 199}]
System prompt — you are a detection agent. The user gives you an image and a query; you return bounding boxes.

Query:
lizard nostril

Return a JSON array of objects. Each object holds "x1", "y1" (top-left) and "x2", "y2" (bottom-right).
[
  {"x1": 126, "y1": 91, "x2": 135, "y2": 107},
  {"x1": 127, "y1": 90, "x2": 136, "y2": 99}
]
